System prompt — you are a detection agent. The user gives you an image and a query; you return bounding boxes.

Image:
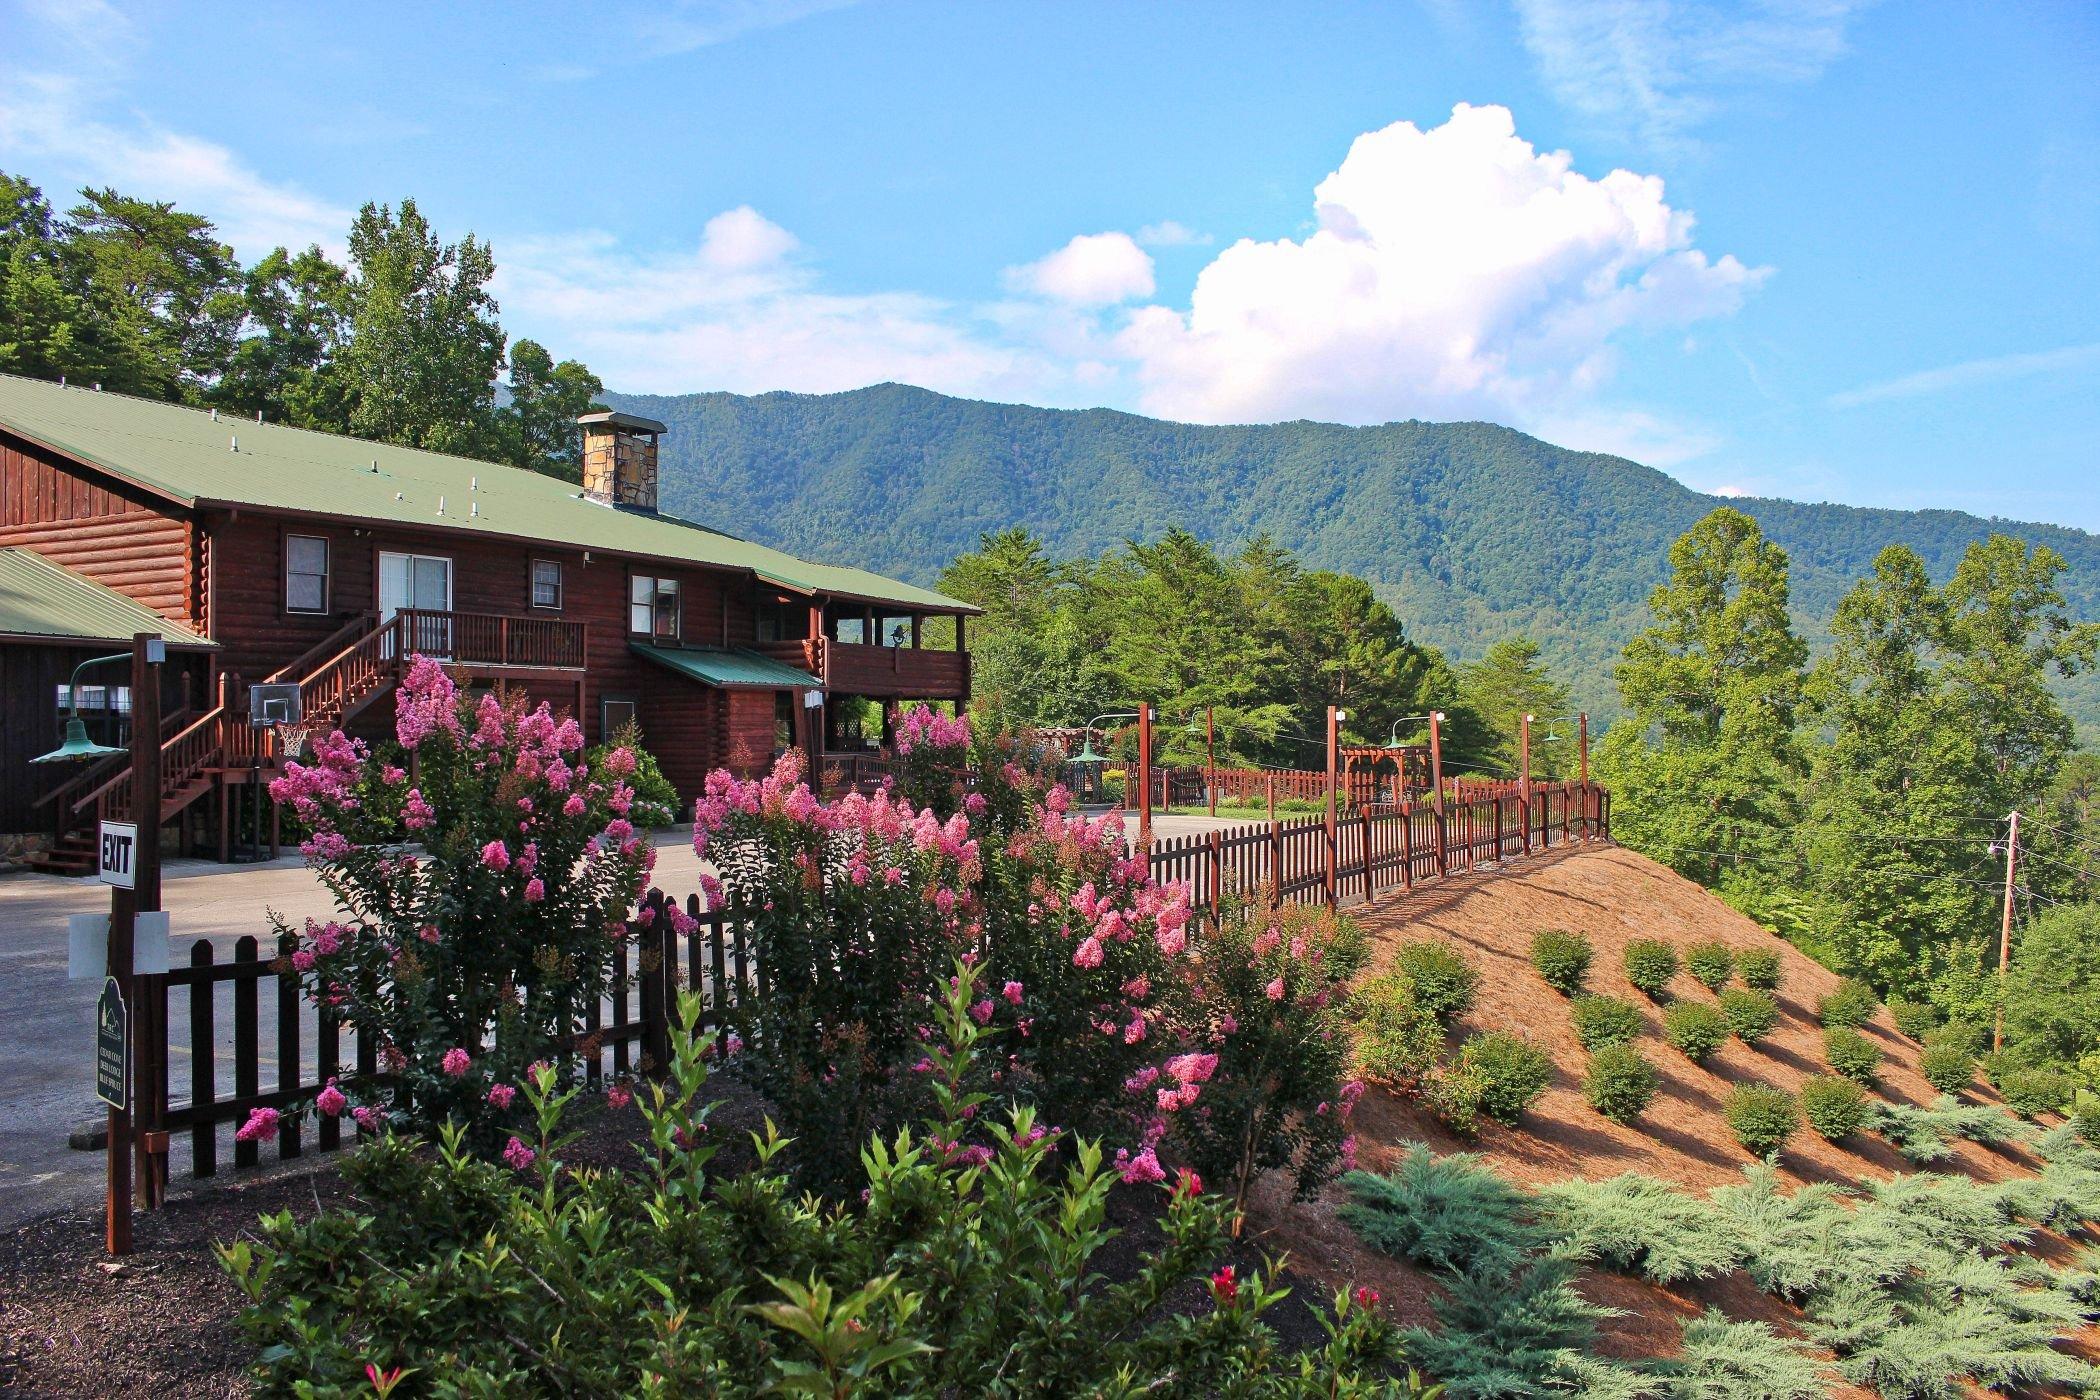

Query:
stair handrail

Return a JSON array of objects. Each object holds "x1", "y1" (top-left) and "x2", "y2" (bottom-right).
[
  {"x1": 71, "y1": 703, "x2": 231, "y2": 823},
  {"x1": 265, "y1": 612, "x2": 378, "y2": 686},
  {"x1": 31, "y1": 705, "x2": 196, "y2": 814}
]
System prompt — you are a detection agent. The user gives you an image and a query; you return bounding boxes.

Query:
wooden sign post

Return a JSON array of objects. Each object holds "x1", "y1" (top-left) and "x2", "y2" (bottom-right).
[{"x1": 102, "y1": 632, "x2": 163, "y2": 1255}]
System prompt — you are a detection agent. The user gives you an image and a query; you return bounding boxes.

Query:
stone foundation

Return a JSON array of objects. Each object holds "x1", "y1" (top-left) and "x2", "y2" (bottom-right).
[{"x1": 0, "y1": 831, "x2": 52, "y2": 870}]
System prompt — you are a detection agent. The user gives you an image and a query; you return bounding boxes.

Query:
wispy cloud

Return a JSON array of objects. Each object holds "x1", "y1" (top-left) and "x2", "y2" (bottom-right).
[
  {"x1": 0, "y1": 74, "x2": 351, "y2": 257},
  {"x1": 1513, "y1": 0, "x2": 1868, "y2": 151},
  {"x1": 539, "y1": 0, "x2": 862, "y2": 79},
  {"x1": 1828, "y1": 342, "x2": 2100, "y2": 409}
]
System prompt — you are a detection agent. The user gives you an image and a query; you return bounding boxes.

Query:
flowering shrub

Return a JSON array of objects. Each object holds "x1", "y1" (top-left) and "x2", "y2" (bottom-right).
[
  {"x1": 587, "y1": 720, "x2": 681, "y2": 827},
  {"x1": 692, "y1": 742, "x2": 1197, "y2": 1191},
  {"x1": 892, "y1": 702, "x2": 975, "y2": 816},
  {"x1": 1169, "y1": 898, "x2": 1368, "y2": 1213},
  {"x1": 218, "y1": 967, "x2": 1426, "y2": 1394},
  {"x1": 263, "y1": 656, "x2": 650, "y2": 1147}
]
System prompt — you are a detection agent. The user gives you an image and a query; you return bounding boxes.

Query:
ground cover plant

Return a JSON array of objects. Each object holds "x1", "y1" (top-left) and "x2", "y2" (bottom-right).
[
  {"x1": 1346, "y1": 1129, "x2": 2100, "y2": 1398},
  {"x1": 1568, "y1": 994, "x2": 1644, "y2": 1050},
  {"x1": 1684, "y1": 940, "x2": 1735, "y2": 992},
  {"x1": 1623, "y1": 939, "x2": 1679, "y2": 1000},
  {"x1": 1865, "y1": 1096, "x2": 2027, "y2": 1165},
  {"x1": 1529, "y1": 928, "x2": 1592, "y2": 995},
  {"x1": 1662, "y1": 1001, "x2": 1730, "y2": 1063},
  {"x1": 222, "y1": 975, "x2": 1428, "y2": 1395},
  {"x1": 1581, "y1": 1042, "x2": 1660, "y2": 1124}
]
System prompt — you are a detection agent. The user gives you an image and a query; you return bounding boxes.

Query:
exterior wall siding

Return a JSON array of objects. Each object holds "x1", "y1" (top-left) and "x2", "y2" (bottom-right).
[{"x1": 0, "y1": 432, "x2": 199, "y2": 627}]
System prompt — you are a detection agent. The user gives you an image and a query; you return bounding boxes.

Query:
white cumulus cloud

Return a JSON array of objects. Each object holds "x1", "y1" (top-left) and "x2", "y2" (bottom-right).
[
  {"x1": 1113, "y1": 103, "x2": 1764, "y2": 429},
  {"x1": 1004, "y1": 231, "x2": 1156, "y2": 307}
]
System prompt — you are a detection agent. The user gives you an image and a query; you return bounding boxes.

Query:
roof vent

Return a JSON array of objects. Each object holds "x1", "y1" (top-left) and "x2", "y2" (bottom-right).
[
  {"x1": 230, "y1": 435, "x2": 239, "y2": 452},
  {"x1": 436, "y1": 495, "x2": 446, "y2": 515},
  {"x1": 577, "y1": 411, "x2": 665, "y2": 513},
  {"x1": 470, "y1": 502, "x2": 479, "y2": 519}
]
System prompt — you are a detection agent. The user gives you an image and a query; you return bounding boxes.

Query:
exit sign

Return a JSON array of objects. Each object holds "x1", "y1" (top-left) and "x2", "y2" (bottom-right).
[{"x1": 98, "y1": 821, "x2": 138, "y2": 889}]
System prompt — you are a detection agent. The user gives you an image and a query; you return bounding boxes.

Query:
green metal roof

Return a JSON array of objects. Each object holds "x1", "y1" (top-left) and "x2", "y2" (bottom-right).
[
  {"x1": 0, "y1": 547, "x2": 213, "y2": 647},
  {"x1": 0, "y1": 373, "x2": 973, "y2": 615},
  {"x1": 632, "y1": 642, "x2": 821, "y2": 689}
]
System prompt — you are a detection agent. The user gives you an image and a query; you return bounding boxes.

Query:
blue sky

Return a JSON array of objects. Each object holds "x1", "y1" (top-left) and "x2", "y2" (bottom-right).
[{"x1": 3, "y1": 1, "x2": 2096, "y2": 528}]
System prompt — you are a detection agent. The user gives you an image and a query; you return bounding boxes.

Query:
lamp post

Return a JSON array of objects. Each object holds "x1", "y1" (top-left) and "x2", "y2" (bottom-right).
[
  {"x1": 35, "y1": 635, "x2": 164, "y2": 1256},
  {"x1": 1325, "y1": 707, "x2": 1347, "y2": 907},
  {"x1": 1070, "y1": 710, "x2": 1148, "y2": 839}
]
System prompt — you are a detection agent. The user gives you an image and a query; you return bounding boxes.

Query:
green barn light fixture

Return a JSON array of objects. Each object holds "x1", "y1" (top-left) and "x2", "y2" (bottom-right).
[{"x1": 31, "y1": 650, "x2": 135, "y2": 764}]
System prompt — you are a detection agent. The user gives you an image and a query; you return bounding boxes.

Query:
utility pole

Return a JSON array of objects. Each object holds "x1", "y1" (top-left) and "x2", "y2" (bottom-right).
[{"x1": 1994, "y1": 810, "x2": 2019, "y2": 1054}]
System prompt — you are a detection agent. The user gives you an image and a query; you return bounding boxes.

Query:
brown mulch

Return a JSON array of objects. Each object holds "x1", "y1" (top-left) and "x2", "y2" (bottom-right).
[{"x1": 1246, "y1": 842, "x2": 2092, "y2": 1399}]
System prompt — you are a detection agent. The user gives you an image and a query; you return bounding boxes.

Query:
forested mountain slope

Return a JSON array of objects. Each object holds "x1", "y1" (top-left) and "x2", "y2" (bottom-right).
[{"x1": 607, "y1": 383, "x2": 2100, "y2": 728}]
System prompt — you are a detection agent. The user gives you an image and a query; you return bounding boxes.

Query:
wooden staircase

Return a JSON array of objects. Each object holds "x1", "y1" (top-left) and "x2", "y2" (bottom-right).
[{"x1": 25, "y1": 614, "x2": 398, "y2": 874}]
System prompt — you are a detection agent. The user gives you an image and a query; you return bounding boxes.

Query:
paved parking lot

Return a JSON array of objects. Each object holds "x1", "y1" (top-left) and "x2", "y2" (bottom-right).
[{"x1": 0, "y1": 811, "x2": 1245, "y2": 1225}]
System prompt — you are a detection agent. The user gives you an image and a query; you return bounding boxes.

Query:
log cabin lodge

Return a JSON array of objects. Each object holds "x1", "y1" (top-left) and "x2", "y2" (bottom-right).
[{"x1": 0, "y1": 372, "x2": 976, "y2": 873}]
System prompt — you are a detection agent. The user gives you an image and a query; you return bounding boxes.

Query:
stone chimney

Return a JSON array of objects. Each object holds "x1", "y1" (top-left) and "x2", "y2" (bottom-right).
[{"x1": 577, "y1": 411, "x2": 666, "y2": 511}]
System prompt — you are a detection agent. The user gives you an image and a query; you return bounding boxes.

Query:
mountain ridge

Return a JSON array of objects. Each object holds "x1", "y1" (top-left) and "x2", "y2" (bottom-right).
[{"x1": 604, "y1": 382, "x2": 2099, "y2": 732}]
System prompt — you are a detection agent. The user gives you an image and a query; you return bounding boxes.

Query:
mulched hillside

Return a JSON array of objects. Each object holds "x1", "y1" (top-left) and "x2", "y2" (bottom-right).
[{"x1": 1245, "y1": 842, "x2": 2093, "y2": 1395}]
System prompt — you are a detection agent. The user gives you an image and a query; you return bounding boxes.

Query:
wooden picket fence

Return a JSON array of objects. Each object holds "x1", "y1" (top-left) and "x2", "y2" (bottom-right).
[
  {"x1": 129, "y1": 891, "x2": 757, "y2": 1186},
  {"x1": 1147, "y1": 781, "x2": 1609, "y2": 920}
]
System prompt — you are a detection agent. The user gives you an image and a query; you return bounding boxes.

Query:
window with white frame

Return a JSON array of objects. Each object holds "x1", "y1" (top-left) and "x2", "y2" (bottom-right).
[
  {"x1": 531, "y1": 558, "x2": 563, "y2": 610},
  {"x1": 285, "y1": 534, "x2": 330, "y2": 613}
]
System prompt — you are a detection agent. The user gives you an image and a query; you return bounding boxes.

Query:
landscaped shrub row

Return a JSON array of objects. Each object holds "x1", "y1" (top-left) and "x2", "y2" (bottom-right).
[
  {"x1": 1623, "y1": 939, "x2": 1679, "y2": 999},
  {"x1": 1817, "y1": 978, "x2": 1879, "y2": 1028},
  {"x1": 1663, "y1": 1002, "x2": 1730, "y2": 1062},
  {"x1": 1823, "y1": 1025, "x2": 1882, "y2": 1084},
  {"x1": 1529, "y1": 928, "x2": 1592, "y2": 995},
  {"x1": 1582, "y1": 1043, "x2": 1660, "y2": 1124},
  {"x1": 1718, "y1": 987, "x2": 1780, "y2": 1044},
  {"x1": 1799, "y1": 1075, "x2": 1869, "y2": 1141},
  {"x1": 1724, "y1": 1083, "x2": 1801, "y2": 1157},
  {"x1": 1458, "y1": 1033, "x2": 1554, "y2": 1124},
  {"x1": 1887, "y1": 997, "x2": 1941, "y2": 1040},
  {"x1": 1392, "y1": 940, "x2": 1480, "y2": 1023},
  {"x1": 1568, "y1": 994, "x2": 1644, "y2": 1049},
  {"x1": 1685, "y1": 939, "x2": 1735, "y2": 991},
  {"x1": 1735, "y1": 946, "x2": 1782, "y2": 992},
  {"x1": 2000, "y1": 1068, "x2": 2073, "y2": 1119},
  {"x1": 1920, "y1": 1041, "x2": 1978, "y2": 1094}
]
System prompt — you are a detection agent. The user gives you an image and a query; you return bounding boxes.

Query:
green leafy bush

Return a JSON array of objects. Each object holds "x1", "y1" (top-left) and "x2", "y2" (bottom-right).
[
  {"x1": 1719, "y1": 988, "x2": 1780, "y2": 1045},
  {"x1": 1798, "y1": 1075, "x2": 1869, "y2": 1141},
  {"x1": 1538, "y1": 1175, "x2": 1742, "y2": 1284},
  {"x1": 1341, "y1": 1148, "x2": 1549, "y2": 1279},
  {"x1": 1685, "y1": 940, "x2": 1735, "y2": 992},
  {"x1": 1822, "y1": 1026, "x2": 1882, "y2": 1085},
  {"x1": 1724, "y1": 1084, "x2": 1800, "y2": 1158},
  {"x1": 1456, "y1": 1032, "x2": 1553, "y2": 1125},
  {"x1": 1354, "y1": 970, "x2": 1446, "y2": 1088},
  {"x1": 1529, "y1": 928, "x2": 1593, "y2": 995},
  {"x1": 1569, "y1": 994, "x2": 1645, "y2": 1050},
  {"x1": 1392, "y1": 940, "x2": 1480, "y2": 1024},
  {"x1": 1817, "y1": 978, "x2": 1879, "y2": 1028},
  {"x1": 1734, "y1": 946, "x2": 1783, "y2": 992},
  {"x1": 1923, "y1": 1020, "x2": 1985, "y2": 1056},
  {"x1": 1623, "y1": 939, "x2": 1680, "y2": 1000},
  {"x1": 1920, "y1": 1041, "x2": 1977, "y2": 1095},
  {"x1": 1662, "y1": 1002, "x2": 1730, "y2": 1064},
  {"x1": 2075, "y1": 1103, "x2": 2100, "y2": 1144},
  {"x1": 1583, "y1": 1043, "x2": 1660, "y2": 1125},
  {"x1": 219, "y1": 976, "x2": 1419, "y2": 1395},
  {"x1": 588, "y1": 721, "x2": 681, "y2": 828},
  {"x1": 1999, "y1": 1068, "x2": 2072, "y2": 1120},
  {"x1": 1422, "y1": 1062, "x2": 1488, "y2": 1138},
  {"x1": 1887, "y1": 998, "x2": 1941, "y2": 1041}
]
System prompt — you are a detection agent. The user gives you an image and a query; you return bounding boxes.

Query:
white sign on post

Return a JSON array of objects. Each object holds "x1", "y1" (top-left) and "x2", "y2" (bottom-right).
[{"x1": 97, "y1": 820, "x2": 139, "y2": 889}]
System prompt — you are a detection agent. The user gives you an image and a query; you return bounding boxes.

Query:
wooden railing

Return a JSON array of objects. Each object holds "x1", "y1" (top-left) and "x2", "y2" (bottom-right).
[
  {"x1": 136, "y1": 890, "x2": 757, "y2": 1184},
  {"x1": 75, "y1": 705, "x2": 239, "y2": 825},
  {"x1": 1148, "y1": 782, "x2": 1611, "y2": 918},
  {"x1": 301, "y1": 615, "x2": 405, "y2": 733},
  {"x1": 33, "y1": 706, "x2": 195, "y2": 836},
  {"x1": 397, "y1": 608, "x2": 585, "y2": 670}
]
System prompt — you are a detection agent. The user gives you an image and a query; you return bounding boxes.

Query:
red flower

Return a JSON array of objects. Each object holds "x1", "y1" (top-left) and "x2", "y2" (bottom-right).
[
  {"x1": 1209, "y1": 1264, "x2": 1238, "y2": 1305},
  {"x1": 1173, "y1": 1168, "x2": 1203, "y2": 1199},
  {"x1": 1353, "y1": 1285, "x2": 1381, "y2": 1310}
]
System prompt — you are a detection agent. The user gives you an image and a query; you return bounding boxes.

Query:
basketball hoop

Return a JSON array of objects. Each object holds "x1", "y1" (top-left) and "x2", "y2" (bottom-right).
[{"x1": 278, "y1": 724, "x2": 314, "y2": 761}]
